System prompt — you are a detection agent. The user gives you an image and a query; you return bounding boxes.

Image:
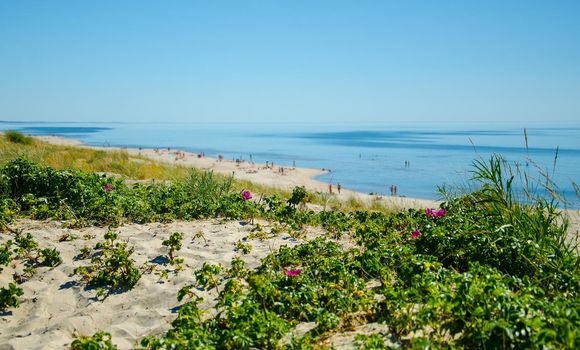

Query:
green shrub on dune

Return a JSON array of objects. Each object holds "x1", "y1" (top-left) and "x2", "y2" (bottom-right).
[{"x1": 3, "y1": 130, "x2": 33, "y2": 145}]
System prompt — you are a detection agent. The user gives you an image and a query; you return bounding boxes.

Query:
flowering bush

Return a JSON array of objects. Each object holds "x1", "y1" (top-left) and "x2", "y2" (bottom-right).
[
  {"x1": 426, "y1": 207, "x2": 446, "y2": 218},
  {"x1": 0, "y1": 157, "x2": 578, "y2": 349},
  {"x1": 285, "y1": 269, "x2": 302, "y2": 276},
  {"x1": 411, "y1": 229, "x2": 422, "y2": 239}
]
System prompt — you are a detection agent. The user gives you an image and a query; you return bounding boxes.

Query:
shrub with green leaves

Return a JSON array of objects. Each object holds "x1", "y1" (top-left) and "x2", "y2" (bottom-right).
[
  {"x1": 0, "y1": 240, "x2": 12, "y2": 267},
  {"x1": 70, "y1": 331, "x2": 117, "y2": 350},
  {"x1": 194, "y1": 262, "x2": 223, "y2": 291},
  {"x1": 288, "y1": 185, "x2": 308, "y2": 208},
  {"x1": 37, "y1": 247, "x2": 63, "y2": 267},
  {"x1": 0, "y1": 283, "x2": 24, "y2": 311},
  {"x1": 74, "y1": 233, "x2": 141, "y2": 294},
  {"x1": 4, "y1": 130, "x2": 32, "y2": 145},
  {"x1": 8, "y1": 232, "x2": 62, "y2": 269},
  {"x1": 162, "y1": 231, "x2": 183, "y2": 261}
]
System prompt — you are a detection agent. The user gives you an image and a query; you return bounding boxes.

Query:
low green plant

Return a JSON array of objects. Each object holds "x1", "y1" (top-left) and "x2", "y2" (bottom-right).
[
  {"x1": 37, "y1": 247, "x2": 62, "y2": 267},
  {"x1": 228, "y1": 256, "x2": 248, "y2": 278},
  {"x1": 0, "y1": 154, "x2": 576, "y2": 348},
  {"x1": 8, "y1": 232, "x2": 62, "y2": 268},
  {"x1": 288, "y1": 186, "x2": 308, "y2": 209},
  {"x1": 74, "y1": 232, "x2": 141, "y2": 294},
  {"x1": 355, "y1": 334, "x2": 390, "y2": 349},
  {"x1": 177, "y1": 284, "x2": 201, "y2": 303},
  {"x1": 70, "y1": 331, "x2": 117, "y2": 350},
  {"x1": 0, "y1": 240, "x2": 12, "y2": 267},
  {"x1": 194, "y1": 262, "x2": 223, "y2": 291},
  {"x1": 14, "y1": 232, "x2": 39, "y2": 258},
  {"x1": 77, "y1": 246, "x2": 92, "y2": 260},
  {"x1": 162, "y1": 231, "x2": 183, "y2": 261},
  {"x1": 0, "y1": 283, "x2": 24, "y2": 311},
  {"x1": 234, "y1": 240, "x2": 252, "y2": 254},
  {"x1": 13, "y1": 266, "x2": 35, "y2": 284}
]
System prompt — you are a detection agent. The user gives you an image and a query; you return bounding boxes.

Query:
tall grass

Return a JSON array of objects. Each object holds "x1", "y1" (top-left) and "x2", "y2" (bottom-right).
[
  {"x1": 471, "y1": 154, "x2": 576, "y2": 254},
  {"x1": 184, "y1": 169, "x2": 234, "y2": 204},
  {"x1": 0, "y1": 134, "x2": 190, "y2": 181}
]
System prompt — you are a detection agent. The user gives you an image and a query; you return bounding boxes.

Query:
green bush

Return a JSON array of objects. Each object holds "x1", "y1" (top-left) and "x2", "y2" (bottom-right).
[
  {"x1": 4, "y1": 130, "x2": 32, "y2": 145},
  {"x1": 74, "y1": 232, "x2": 141, "y2": 295},
  {"x1": 0, "y1": 283, "x2": 24, "y2": 311},
  {"x1": 70, "y1": 331, "x2": 117, "y2": 350}
]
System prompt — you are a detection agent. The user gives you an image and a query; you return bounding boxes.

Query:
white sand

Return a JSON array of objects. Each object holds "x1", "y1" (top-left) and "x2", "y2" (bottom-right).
[{"x1": 0, "y1": 219, "x2": 332, "y2": 349}]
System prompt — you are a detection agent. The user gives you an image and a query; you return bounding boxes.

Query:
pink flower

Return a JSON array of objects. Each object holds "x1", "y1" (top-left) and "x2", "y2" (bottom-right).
[
  {"x1": 104, "y1": 184, "x2": 114, "y2": 193},
  {"x1": 426, "y1": 208, "x2": 446, "y2": 218},
  {"x1": 286, "y1": 269, "x2": 302, "y2": 276},
  {"x1": 242, "y1": 190, "x2": 252, "y2": 200},
  {"x1": 411, "y1": 229, "x2": 422, "y2": 239}
]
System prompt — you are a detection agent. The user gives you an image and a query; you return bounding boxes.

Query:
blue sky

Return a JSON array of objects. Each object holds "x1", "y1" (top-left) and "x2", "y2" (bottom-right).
[{"x1": 0, "y1": 0, "x2": 579, "y2": 124}]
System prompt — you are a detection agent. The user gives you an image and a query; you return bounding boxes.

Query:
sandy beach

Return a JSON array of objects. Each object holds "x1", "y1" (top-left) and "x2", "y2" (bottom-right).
[
  {"x1": 35, "y1": 135, "x2": 440, "y2": 211},
  {"x1": 0, "y1": 135, "x2": 437, "y2": 349},
  {"x1": 0, "y1": 135, "x2": 577, "y2": 349},
  {"x1": 29, "y1": 135, "x2": 580, "y2": 236}
]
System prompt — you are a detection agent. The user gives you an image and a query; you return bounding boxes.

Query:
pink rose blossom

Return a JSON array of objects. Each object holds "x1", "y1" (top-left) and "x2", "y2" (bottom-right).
[
  {"x1": 242, "y1": 190, "x2": 252, "y2": 200},
  {"x1": 104, "y1": 184, "x2": 114, "y2": 193},
  {"x1": 411, "y1": 229, "x2": 422, "y2": 239},
  {"x1": 286, "y1": 269, "x2": 302, "y2": 276},
  {"x1": 426, "y1": 208, "x2": 446, "y2": 218}
]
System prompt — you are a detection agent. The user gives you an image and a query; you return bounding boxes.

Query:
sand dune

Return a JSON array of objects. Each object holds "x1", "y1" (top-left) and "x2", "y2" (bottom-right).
[{"x1": 0, "y1": 219, "x2": 331, "y2": 349}]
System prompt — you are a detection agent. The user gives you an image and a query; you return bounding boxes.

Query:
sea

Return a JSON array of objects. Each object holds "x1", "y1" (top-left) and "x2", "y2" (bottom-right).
[{"x1": 1, "y1": 121, "x2": 579, "y2": 208}]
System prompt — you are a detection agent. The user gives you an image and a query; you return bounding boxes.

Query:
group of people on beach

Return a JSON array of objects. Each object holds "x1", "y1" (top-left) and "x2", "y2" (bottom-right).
[
  {"x1": 174, "y1": 151, "x2": 187, "y2": 160},
  {"x1": 390, "y1": 184, "x2": 398, "y2": 196}
]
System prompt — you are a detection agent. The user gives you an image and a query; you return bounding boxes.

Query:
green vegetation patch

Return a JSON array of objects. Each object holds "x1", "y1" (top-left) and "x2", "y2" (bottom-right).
[
  {"x1": 3, "y1": 130, "x2": 33, "y2": 145},
  {"x1": 0, "y1": 155, "x2": 577, "y2": 348}
]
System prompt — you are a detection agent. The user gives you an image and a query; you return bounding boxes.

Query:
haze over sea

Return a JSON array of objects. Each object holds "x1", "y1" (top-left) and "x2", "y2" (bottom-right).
[{"x1": 1, "y1": 121, "x2": 578, "y2": 208}]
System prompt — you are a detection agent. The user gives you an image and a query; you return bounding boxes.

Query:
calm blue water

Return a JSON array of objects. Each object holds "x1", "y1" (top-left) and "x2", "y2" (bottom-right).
[{"x1": 1, "y1": 121, "x2": 579, "y2": 208}]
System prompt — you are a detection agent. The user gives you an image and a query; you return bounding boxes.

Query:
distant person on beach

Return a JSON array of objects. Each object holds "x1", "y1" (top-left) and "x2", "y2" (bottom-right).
[
  {"x1": 337, "y1": 183, "x2": 341, "y2": 194},
  {"x1": 329, "y1": 183, "x2": 333, "y2": 194}
]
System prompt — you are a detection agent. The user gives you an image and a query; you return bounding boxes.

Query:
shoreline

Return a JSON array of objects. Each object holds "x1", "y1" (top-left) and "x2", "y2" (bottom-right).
[
  {"x1": 31, "y1": 134, "x2": 579, "y2": 238},
  {"x1": 35, "y1": 135, "x2": 440, "y2": 210}
]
